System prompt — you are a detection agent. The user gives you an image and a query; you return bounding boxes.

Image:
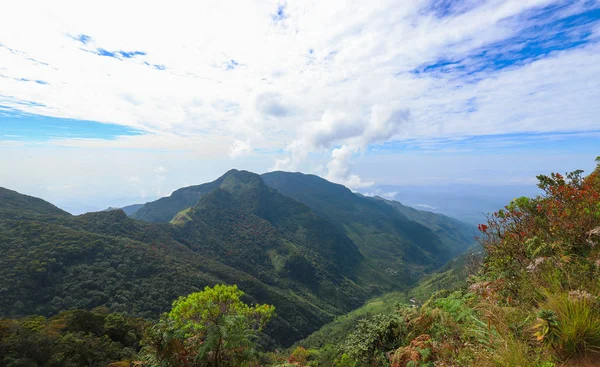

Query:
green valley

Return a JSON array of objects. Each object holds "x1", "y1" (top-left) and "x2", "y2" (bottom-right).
[
  {"x1": 0, "y1": 170, "x2": 473, "y2": 352},
  {"x1": 4, "y1": 162, "x2": 598, "y2": 367}
]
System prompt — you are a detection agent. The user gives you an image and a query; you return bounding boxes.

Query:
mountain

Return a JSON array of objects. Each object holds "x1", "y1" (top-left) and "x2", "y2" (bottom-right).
[
  {"x1": 131, "y1": 170, "x2": 473, "y2": 281},
  {"x1": 0, "y1": 187, "x2": 70, "y2": 216},
  {"x1": 166, "y1": 170, "x2": 372, "y2": 316},
  {"x1": 370, "y1": 196, "x2": 475, "y2": 253},
  {"x1": 0, "y1": 170, "x2": 474, "y2": 346},
  {"x1": 262, "y1": 172, "x2": 473, "y2": 273},
  {"x1": 0, "y1": 172, "x2": 373, "y2": 346},
  {"x1": 131, "y1": 177, "x2": 225, "y2": 222},
  {"x1": 170, "y1": 170, "x2": 364, "y2": 279}
]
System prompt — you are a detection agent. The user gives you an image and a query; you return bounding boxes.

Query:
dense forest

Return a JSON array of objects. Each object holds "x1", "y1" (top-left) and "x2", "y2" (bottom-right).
[
  {"x1": 2, "y1": 161, "x2": 598, "y2": 366},
  {"x1": 0, "y1": 170, "x2": 472, "y2": 350}
]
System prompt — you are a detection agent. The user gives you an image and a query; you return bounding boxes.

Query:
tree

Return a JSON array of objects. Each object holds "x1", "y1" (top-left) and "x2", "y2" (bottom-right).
[{"x1": 141, "y1": 284, "x2": 275, "y2": 367}]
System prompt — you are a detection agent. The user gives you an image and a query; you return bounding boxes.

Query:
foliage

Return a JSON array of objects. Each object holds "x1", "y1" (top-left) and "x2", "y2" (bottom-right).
[
  {"x1": 168, "y1": 285, "x2": 274, "y2": 333},
  {"x1": 262, "y1": 171, "x2": 473, "y2": 279},
  {"x1": 140, "y1": 285, "x2": 275, "y2": 367},
  {"x1": 0, "y1": 187, "x2": 70, "y2": 216},
  {"x1": 0, "y1": 172, "x2": 368, "y2": 346},
  {"x1": 292, "y1": 160, "x2": 600, "y2": 367},
  {"x1": 389, "y1": 334, "x2": 433, "y2": 367},
  {"x1": 287, "y1": 347, "x2": 312, "y2": 366},
  {"x1": 539, "y1": 291, "x2": 600, "y2": 358},
  {"x1": 343, "y1": 313, "x2": 403, "y2": 365},
  {"x1": 0, "y1": 309, "x2": 146, "y2": 367}
]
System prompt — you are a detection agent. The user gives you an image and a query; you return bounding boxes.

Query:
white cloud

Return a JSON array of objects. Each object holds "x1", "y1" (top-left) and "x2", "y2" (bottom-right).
[
  {"x1": 1, "y1": 0, "x2": 599, "y2": 208},
  {"x1": 363, "y1": 189, "x2": 398, "y2": 200},
  {"x1": 229, "y1": 140, "x2": 252, "y2": 158},
  {"x1": 414, "y1": 204, "x2": 437, "y2": 210},
  {"x1": 325, "y1": 145, "x2": 374, "y2": 189}
]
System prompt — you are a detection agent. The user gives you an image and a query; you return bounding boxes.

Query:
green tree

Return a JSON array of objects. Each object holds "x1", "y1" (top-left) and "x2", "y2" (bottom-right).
[
  {"x1": 343, "y1": 313, "x2": 403, "y2": 365},
  {"x1": 141, "y1": 284, "x2": 275, "y2": 367}
]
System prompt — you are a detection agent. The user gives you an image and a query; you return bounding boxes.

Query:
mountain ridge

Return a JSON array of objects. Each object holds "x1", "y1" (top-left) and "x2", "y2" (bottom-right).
[
  {"x1": 0, "y1": 169, "x2": 474, "y2": 346},
  {"x1": 130, "y1": 170, "x2": 472, "y2": 277}
]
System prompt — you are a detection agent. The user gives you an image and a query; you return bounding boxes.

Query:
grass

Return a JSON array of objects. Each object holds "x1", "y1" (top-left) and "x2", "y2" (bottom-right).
[{"x1": 542, "y1": 291, "x2": 600, "y2": 358}]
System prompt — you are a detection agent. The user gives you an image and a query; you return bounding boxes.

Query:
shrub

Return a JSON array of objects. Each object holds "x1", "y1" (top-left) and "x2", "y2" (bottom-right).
[{"x1": 540, "y1": 291, "x2": 600, "y2": 358}]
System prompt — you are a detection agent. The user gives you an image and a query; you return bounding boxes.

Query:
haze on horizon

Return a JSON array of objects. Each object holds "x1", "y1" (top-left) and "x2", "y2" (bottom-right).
[{"x1": 1, "y1": 0, "x2": 599, "y2": 216}]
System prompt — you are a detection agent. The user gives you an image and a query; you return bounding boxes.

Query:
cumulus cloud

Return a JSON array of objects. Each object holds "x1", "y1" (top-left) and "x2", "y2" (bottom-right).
[
  {"x1": 1, "y1": 0, "x2": 599, "y2": 202},
  {"x1": 277, "y1": 104, "x2": 410, "y2": 184},
  {"x1": 325, "y1": 145, "x2": 374, "y2": 189},
  {"x1": 363, "y1": 189, "x2": 398, "y2": 200},
  {"x1": 229, "y1": 139, "x2": 252, "y2": 158}
]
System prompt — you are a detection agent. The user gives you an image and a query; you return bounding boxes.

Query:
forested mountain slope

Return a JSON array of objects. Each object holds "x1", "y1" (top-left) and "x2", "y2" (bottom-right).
[
  {"x1": 0, "y1": 187, "x2": 70, "y2": 216},
  {"x1": 0, "y1": 170, "x2": 475, "y2": 347},
  {"x1": 103, "y1": 203, "x2": 144, "y2": 216},
  {"x1": 0, "y1": 176, "x2": 367, "y2": 345},
  {"x1": 262, "y1": 171, "x2": 472, "y2": 274},
  {"x1": 373, "y1": 196, "x2": 476, "y2": 255},
  {"x1": 170, "y1": 170, "x2": 364, "y2": 285},
  {"x1": 287, "y1": 164, "x2": 600, "y2": 366},
  {"x1": 131, "y1": 174, "x2": 226, "y2": 223},
  {"x1": 132, "y1": 170, "x2": 472, "y2": 282}
]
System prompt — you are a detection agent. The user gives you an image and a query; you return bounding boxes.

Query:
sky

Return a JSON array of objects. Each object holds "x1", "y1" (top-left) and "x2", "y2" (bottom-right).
[{"x1": 1, "y1": 0, "x2": 599, "y2": 214}]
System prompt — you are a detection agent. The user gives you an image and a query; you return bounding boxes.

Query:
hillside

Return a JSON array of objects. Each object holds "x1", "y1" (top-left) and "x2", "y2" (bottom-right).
[
  {"x1": 292, "y1": 249, "x2": 479, "y2": 353},
  {"x1": 170, "y1": 170, "x2": 364, "y2": 282},
  {"x1": 131, "y1": 175, "x2": 226, "y2": 222},
  {"x1": 0, "y1": 187, "x2": 70, "y2": 216},
  {"x1": 262, "y1": 171, "x2": 473, "y2": 274},
  {"x1": 0, "y1": 176, "x2": 366, "y2": 345},
  {"x1": 282, "y1": 165, "x2": 600, "y2": 366},
  {"x1": 374, "y1": 196, "x2": 476, "y2": 254},
  {"x1": 167, "y1": 170, "x2": 375, "y2": 322},
  {"x1": 131, "y1": 170, "x2": 473, "y2": 284},
  {"x1": 103, "y1": 203, "x2": 144, "y2": 216},
  {"x1": 0, "y1": 169, "x2": 477, "y2": 352}
]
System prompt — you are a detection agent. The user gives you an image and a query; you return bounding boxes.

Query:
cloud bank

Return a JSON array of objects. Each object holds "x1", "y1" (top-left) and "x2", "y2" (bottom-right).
[{"x1": 1, "y1": 0, "x2": 599, "y2": 201}]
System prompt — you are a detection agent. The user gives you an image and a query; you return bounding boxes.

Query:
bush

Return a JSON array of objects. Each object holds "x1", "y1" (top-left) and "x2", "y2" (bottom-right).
[{"x1": 540, "y1": 291, "x2": 600, "y2": 358}]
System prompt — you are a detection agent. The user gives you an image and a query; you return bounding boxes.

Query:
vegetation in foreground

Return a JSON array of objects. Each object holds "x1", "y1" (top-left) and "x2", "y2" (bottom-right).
[
  {"x1": 289, "y1": 161, "x2": 600, "y2": 367},
  {"x1": 1, "y1": 159, "x2": 599, "y2": 366},
  {"x1": 0, "y1": 308, "x2": 147, "y2": 366},
  {"x1": 0, "y1": 169, "x2": 473, "y2": 347}
]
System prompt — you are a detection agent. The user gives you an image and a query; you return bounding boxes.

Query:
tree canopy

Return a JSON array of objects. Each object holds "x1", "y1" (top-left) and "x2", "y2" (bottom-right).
[{"x1": 141, "y1": 284, "x2": 275, "y2": 367}]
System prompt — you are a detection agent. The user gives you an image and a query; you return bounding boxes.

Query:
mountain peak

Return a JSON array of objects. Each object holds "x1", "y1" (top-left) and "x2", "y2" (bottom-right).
[
  {"x1": 132, "y1": 169, "x2": 269, "y2": 223},
  {"x1": 219, "y1": 170, "x2": 265, "y2": 194}
]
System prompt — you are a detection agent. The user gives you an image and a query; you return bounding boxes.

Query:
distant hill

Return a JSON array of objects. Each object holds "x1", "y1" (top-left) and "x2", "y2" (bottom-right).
[
  {"x1": 0, "y1": 181, "x2": 361, "y2": 345},
  {"x1": 170, "y1": 170, "x2": 364, "y2": 280},
  {"x1": 0, "y1": 187, "x2": 70, "y2": 216},
  {"x1": 0, "y1": 170, "x2": 474, "y2": 346},
  {"x1": 132, "y1": 170, "x2": 473, "y2": 280},
  {"x1": 102, "y1": 203, "x2": 144, "y2": 216},
  {"x1": 370, "y1": 196, "x2": 476, "y2": 254},
  {"x1": 262, "y1": 171, "x2": 473, "y2": 272}
]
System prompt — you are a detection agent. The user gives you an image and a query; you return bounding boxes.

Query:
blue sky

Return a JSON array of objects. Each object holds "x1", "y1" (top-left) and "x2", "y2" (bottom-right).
[
  {"x1": 0, "y1": 0, "x2": 599, "y2": 213},
  {"x1": 0, "y1": 113, "x2": 142, "y2": 141}
]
